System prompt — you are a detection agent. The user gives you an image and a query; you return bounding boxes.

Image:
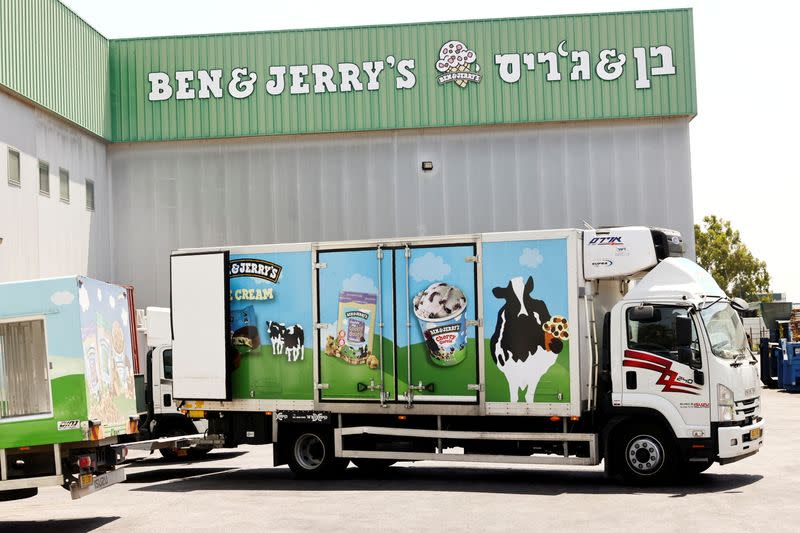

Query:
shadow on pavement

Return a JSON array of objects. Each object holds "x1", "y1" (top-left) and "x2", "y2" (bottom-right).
[
  {"x1": 123, "y1": 467, "x2": 238, "y2": 484},
  {"x1": 131, "y1": 464, "x2": 763, "y2": 496},
  {"x1": 0, "y1": 516, "x2": 118, "y2": 533},
  {"x1": 124, "y1": 451, "x2": 247, "y2": 468}
]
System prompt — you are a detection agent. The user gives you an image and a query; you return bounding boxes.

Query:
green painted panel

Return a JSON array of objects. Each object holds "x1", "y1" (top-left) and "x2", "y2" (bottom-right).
[
  {"x1": 0, "y1": 0, "x2": 110, "y2": 138},
  {"x1": 109, "y1": 9, "x2": 695, "y2": 142},
  {"x1": 0, "y1": 4, "x2": 695, "y2": 142}
]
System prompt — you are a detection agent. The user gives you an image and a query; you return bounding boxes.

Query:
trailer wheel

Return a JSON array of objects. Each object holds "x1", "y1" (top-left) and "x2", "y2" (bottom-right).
[
  {"x1": 615, "y1": 424, "x2": 675, "y2": 484},
  {"x1": 288, "y1": 430, "x2": 347, "y2": 479}
]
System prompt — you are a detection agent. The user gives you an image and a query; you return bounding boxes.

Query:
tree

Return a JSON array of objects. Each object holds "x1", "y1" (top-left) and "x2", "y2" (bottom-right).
[{"x1": 694, "y1": 215, "x2": 771, "y2": 301}]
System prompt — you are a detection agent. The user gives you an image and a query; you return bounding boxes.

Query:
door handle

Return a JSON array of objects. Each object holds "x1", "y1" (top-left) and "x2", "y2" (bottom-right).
[{"x1": 625, "y1": 371, "x2": 637, "y2": 389}]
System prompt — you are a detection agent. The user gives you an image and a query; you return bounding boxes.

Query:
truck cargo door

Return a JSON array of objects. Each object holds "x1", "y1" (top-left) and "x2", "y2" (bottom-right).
[
  {"x1": 170, "y1": 251, "x2": 230, "y2": 400},
  {"x1": 316, "y1": 247, "x2": 395, "y2": 402},
  {"x1": 395, "y1": 244, "x2": 479, "y2": 404}
]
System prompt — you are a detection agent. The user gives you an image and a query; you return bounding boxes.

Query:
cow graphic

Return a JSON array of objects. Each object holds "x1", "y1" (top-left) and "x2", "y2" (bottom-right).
[
  {"x1": 490, "y1": 276, "x2": 563, "y2": 403},
  {"x1": 284, "y1": 325, "x2": 305, "y2": 362},
  {"x1": 267, "y1": 321, "x2": 304, "y2": 362},
  {"x1": 267, "y1": 321, "x2": 286, "y2": 355}
]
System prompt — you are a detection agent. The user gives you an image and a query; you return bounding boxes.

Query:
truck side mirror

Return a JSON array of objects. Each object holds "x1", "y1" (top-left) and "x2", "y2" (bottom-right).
[
  {"x1": 677, "y1": 346, "x2": 692, "y2": 366},
  {"x1": 730, "y1": 297, "x2": 749, "y2": 312},
  {"x1": 629, "y1": 305, "x2": 659, "y2": 322},
  {"x1": 675, "y1": 316, "x2": 692, "y2": 347}
]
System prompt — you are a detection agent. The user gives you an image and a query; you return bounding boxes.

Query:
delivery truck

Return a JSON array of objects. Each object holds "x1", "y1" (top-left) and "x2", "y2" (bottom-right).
[
  {"x1": 166, "y1": 226, "x2": 763, "y2": 483},
  {"x1": 0, "y1": 277, "x2": 212, "y2": 501}
]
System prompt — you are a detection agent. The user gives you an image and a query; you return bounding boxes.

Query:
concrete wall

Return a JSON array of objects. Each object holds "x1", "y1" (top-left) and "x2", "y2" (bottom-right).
[
  {"x1": 109, "y1": 118, "x2": 694, "y2": 308},
  {"x1": 0, "y1": 90, "x2": 112, "y2": 283}
]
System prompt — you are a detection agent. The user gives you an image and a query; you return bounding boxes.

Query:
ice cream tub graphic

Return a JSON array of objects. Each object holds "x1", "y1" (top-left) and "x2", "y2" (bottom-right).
[{"x1": 413, "y1": 283, "x2": 468, "y2": 366}]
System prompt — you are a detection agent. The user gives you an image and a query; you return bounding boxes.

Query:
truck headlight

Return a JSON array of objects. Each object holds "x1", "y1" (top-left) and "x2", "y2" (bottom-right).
[
  {"x1": 719, "y1": 405, "x2": 735, "y2": 422},
  {"x1": 718, "y1": 384, "x2": 735, "y2": 422},
  {"x1": 718, "y1": 384, "x2": 734, "y2": 406}
]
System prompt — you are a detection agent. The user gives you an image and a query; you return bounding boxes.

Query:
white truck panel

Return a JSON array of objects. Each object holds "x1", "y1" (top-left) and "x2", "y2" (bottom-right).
[{"x1": 170, "y1": 252, "x2": 229, "y2": 400}]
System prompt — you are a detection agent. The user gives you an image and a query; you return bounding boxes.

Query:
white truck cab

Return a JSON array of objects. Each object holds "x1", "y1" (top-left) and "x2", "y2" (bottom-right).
[
  {"x1": 589, "y1": 230, "x2": 764, "y2": 477},
  {"x1": 136, "y1": 307, "x2": 210, "y2": 459},
  {"x1": 614, "y1": 259, "x2": 763, "y2": 462}
]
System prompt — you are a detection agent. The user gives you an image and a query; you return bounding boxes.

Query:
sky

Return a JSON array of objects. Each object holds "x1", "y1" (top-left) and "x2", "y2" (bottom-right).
[{"x1": 61, "y1": 0, "x2": 800, "y2": 300}]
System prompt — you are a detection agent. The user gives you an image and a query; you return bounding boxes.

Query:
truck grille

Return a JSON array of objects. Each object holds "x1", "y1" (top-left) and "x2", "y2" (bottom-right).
[{"x1": 735, "y1": 397, "x2": 760, "y2": 417}]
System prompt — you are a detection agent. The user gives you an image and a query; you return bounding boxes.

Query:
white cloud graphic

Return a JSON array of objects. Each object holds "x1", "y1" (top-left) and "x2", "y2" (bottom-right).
[
  {"x1": 50, "y1": 291, "x2": 74, "y2": 306},
  {"x1": 96, "y1": 288, "x2": 103, "y2": 302},
  {"x1": 341, "y1": 273, "x2": 378, "y2": 294},
  {"x1": 79, "y1": 286, "x2": 90, "y2": 312},
  {"x1": 108, "y1": 295, "x2": 116, "y2": 309},
  {"x1": 519, "y1": 247, "x2": 544, "y2": 269},
  {"x1": 121, "y1": 308, "x2": 129, "y2": 328},
  {"x1": 410, "y1": 252, "x2": 451, "y2": 282}
]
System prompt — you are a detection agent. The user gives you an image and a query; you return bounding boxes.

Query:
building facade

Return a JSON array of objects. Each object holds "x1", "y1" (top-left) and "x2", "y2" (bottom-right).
[{"x1": 1, "y1": 1, "x2": 697, "y2": 308}]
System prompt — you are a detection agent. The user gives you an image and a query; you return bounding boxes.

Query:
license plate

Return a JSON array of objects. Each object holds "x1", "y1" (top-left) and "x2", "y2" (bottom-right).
[
  {"x1": 71, "y1": 468, "x2": 126, "y2": 500},
  {"x1": 750, "y1": 428, "x2": 762, "y2": 440}
]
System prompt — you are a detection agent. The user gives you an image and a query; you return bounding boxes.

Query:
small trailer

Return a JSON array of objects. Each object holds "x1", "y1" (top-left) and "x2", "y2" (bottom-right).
[
  {"x1": 0, "y1": 276, "x2": 211, "y2": 501},
  {"x1": 168, "y1": 226, "x2": 764, "y2": 483}
]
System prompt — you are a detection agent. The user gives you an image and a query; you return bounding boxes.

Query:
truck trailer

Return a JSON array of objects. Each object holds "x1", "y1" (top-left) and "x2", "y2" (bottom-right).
[
  {"x1": 162, "y1": 226, "x2": 763, "y2": 483},
  {"x1": 0, "y1": 277, "x2": 212, "y2": 501}
]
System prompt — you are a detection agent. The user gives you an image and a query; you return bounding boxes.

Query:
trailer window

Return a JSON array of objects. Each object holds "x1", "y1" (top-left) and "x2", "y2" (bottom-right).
[
  {"x1": 0, "y1": 319, "x2": 51, "y2": 420},
  {"x1": 626, "y1": 306, "x2": 697, "y2": 362}
]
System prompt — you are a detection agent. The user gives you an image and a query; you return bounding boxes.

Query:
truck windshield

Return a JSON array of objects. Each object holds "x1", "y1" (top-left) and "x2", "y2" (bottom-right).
[{"x1": 700, "y1": 302, "x2": 749, "y2": 359}]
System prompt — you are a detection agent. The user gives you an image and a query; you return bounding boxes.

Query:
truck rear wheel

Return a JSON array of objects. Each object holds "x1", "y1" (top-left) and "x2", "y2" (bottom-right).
[
  {"x1": 615, "y1": 424, "x2": 675, "y2": 484},
  {"x1": 288, "y1": 430, "x2": 347, "y2": 479}
]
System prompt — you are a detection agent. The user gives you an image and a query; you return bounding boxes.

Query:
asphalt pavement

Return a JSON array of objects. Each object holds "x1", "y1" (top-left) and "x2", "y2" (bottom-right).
[{"x1": 1, "y1": 388, "x2": 798, "y2": 532}]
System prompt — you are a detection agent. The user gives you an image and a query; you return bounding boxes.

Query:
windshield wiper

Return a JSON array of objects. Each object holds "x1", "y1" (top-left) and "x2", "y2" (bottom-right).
[{"x1": 730, "y1": 351, "x2": 750, "y2": 367}]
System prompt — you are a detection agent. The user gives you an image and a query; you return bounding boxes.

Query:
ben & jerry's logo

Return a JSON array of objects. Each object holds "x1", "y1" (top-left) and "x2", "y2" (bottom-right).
[
  {"x1": 436, "y1": 40, "x2": 482, "y2": 87},
  {"x1": 229, "y1": 259, "x2": 282, "y2": 283}
]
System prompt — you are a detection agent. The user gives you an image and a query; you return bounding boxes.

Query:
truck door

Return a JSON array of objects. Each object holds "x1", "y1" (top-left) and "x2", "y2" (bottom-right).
[
  {"x1": 170, "y1": 251, "x2": 230, "y2": 400},
  {"x1": 317, "y1": 247, "x2": 395, "y2": 401},
  {"x1": 395, "y1": 244, "x2": 479, "y2": 404},
  {"x1": 621, "y1": 305, "x2": 711, "y2": 429}
]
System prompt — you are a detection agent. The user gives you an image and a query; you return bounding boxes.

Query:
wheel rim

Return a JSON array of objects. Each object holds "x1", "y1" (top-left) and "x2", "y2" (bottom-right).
[
  {"x1": 625, "y1": 435, "x2": 665, "y2": 475},
  {"x1": 294, "y1": 433, "x2": 325, "y2": 470}
]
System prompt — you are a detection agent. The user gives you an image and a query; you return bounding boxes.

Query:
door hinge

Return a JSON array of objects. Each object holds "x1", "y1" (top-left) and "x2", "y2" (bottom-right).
[
  {"x1": 314, "y1": 323, "x2": 332, "y2": 330},
  {"x1": 465, "y1": 255, "x2": 480, "y2": 263},
  {"x1": 466, "y1": 319, "x2": 482, "y2": 328},
  {"x1": 314, "y1": 262, "x2": 327, "y2": 269},
  {"x1": 467, "y1": 383, "x2": 484, "y2": 391},
  {"x1": 315, "y1": 383, "x2": 330, "y2": 390}
]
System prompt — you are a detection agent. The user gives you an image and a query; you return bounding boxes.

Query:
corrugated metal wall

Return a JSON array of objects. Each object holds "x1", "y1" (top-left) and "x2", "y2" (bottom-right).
[
  {"x1": 109, "y1": 9, "x2": 695, "y2": 142},
  {"x1": 0, "y1": 0, "x2": 109, "y2": 138},
  {"x1": 0, "y1": 91, "x2": 113, "y2": 283},
  {"x1": 110, "y1": 118, "x2": 694, "y2": 308}
]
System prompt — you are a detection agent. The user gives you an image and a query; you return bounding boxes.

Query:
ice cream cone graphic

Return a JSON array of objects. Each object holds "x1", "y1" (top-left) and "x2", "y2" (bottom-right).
[{"x1": 436, "y1": 40, "x2": 480, "y2": 88}]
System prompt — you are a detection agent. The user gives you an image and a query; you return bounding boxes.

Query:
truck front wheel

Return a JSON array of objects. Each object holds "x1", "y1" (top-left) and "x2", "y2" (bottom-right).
[
  {"x1": 615, "y1": 424, "x2": 675, "y2": 484},
  {"x1": 288, "y1": 430, "x2": 347, "y2": 479}
]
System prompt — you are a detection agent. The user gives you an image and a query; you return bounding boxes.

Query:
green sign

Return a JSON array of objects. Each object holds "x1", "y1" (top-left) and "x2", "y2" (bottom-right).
[{"x1": 109, "y1": 9, "x2": 695, "y2": 142}]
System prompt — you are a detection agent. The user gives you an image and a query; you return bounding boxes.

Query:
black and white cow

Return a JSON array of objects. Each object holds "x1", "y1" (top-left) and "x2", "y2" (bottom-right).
[
  {"x1": 490, "y1": 276, "x2": 563, "y2": 403},
  {"x1": 283, "y1": 325, "x2": 305, "y2": 362},
  {"x1": 267, "y1": 321, "x2": 286, "y2": 355}
]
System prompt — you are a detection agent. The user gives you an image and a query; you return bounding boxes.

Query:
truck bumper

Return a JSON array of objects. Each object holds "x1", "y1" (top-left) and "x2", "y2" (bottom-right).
[
  {"x1": 69, "y1": 467, "x2": 126, "y2": 500},
  {"x1": 716, "y1": 417, "x2": 765, "y2": 464}
]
